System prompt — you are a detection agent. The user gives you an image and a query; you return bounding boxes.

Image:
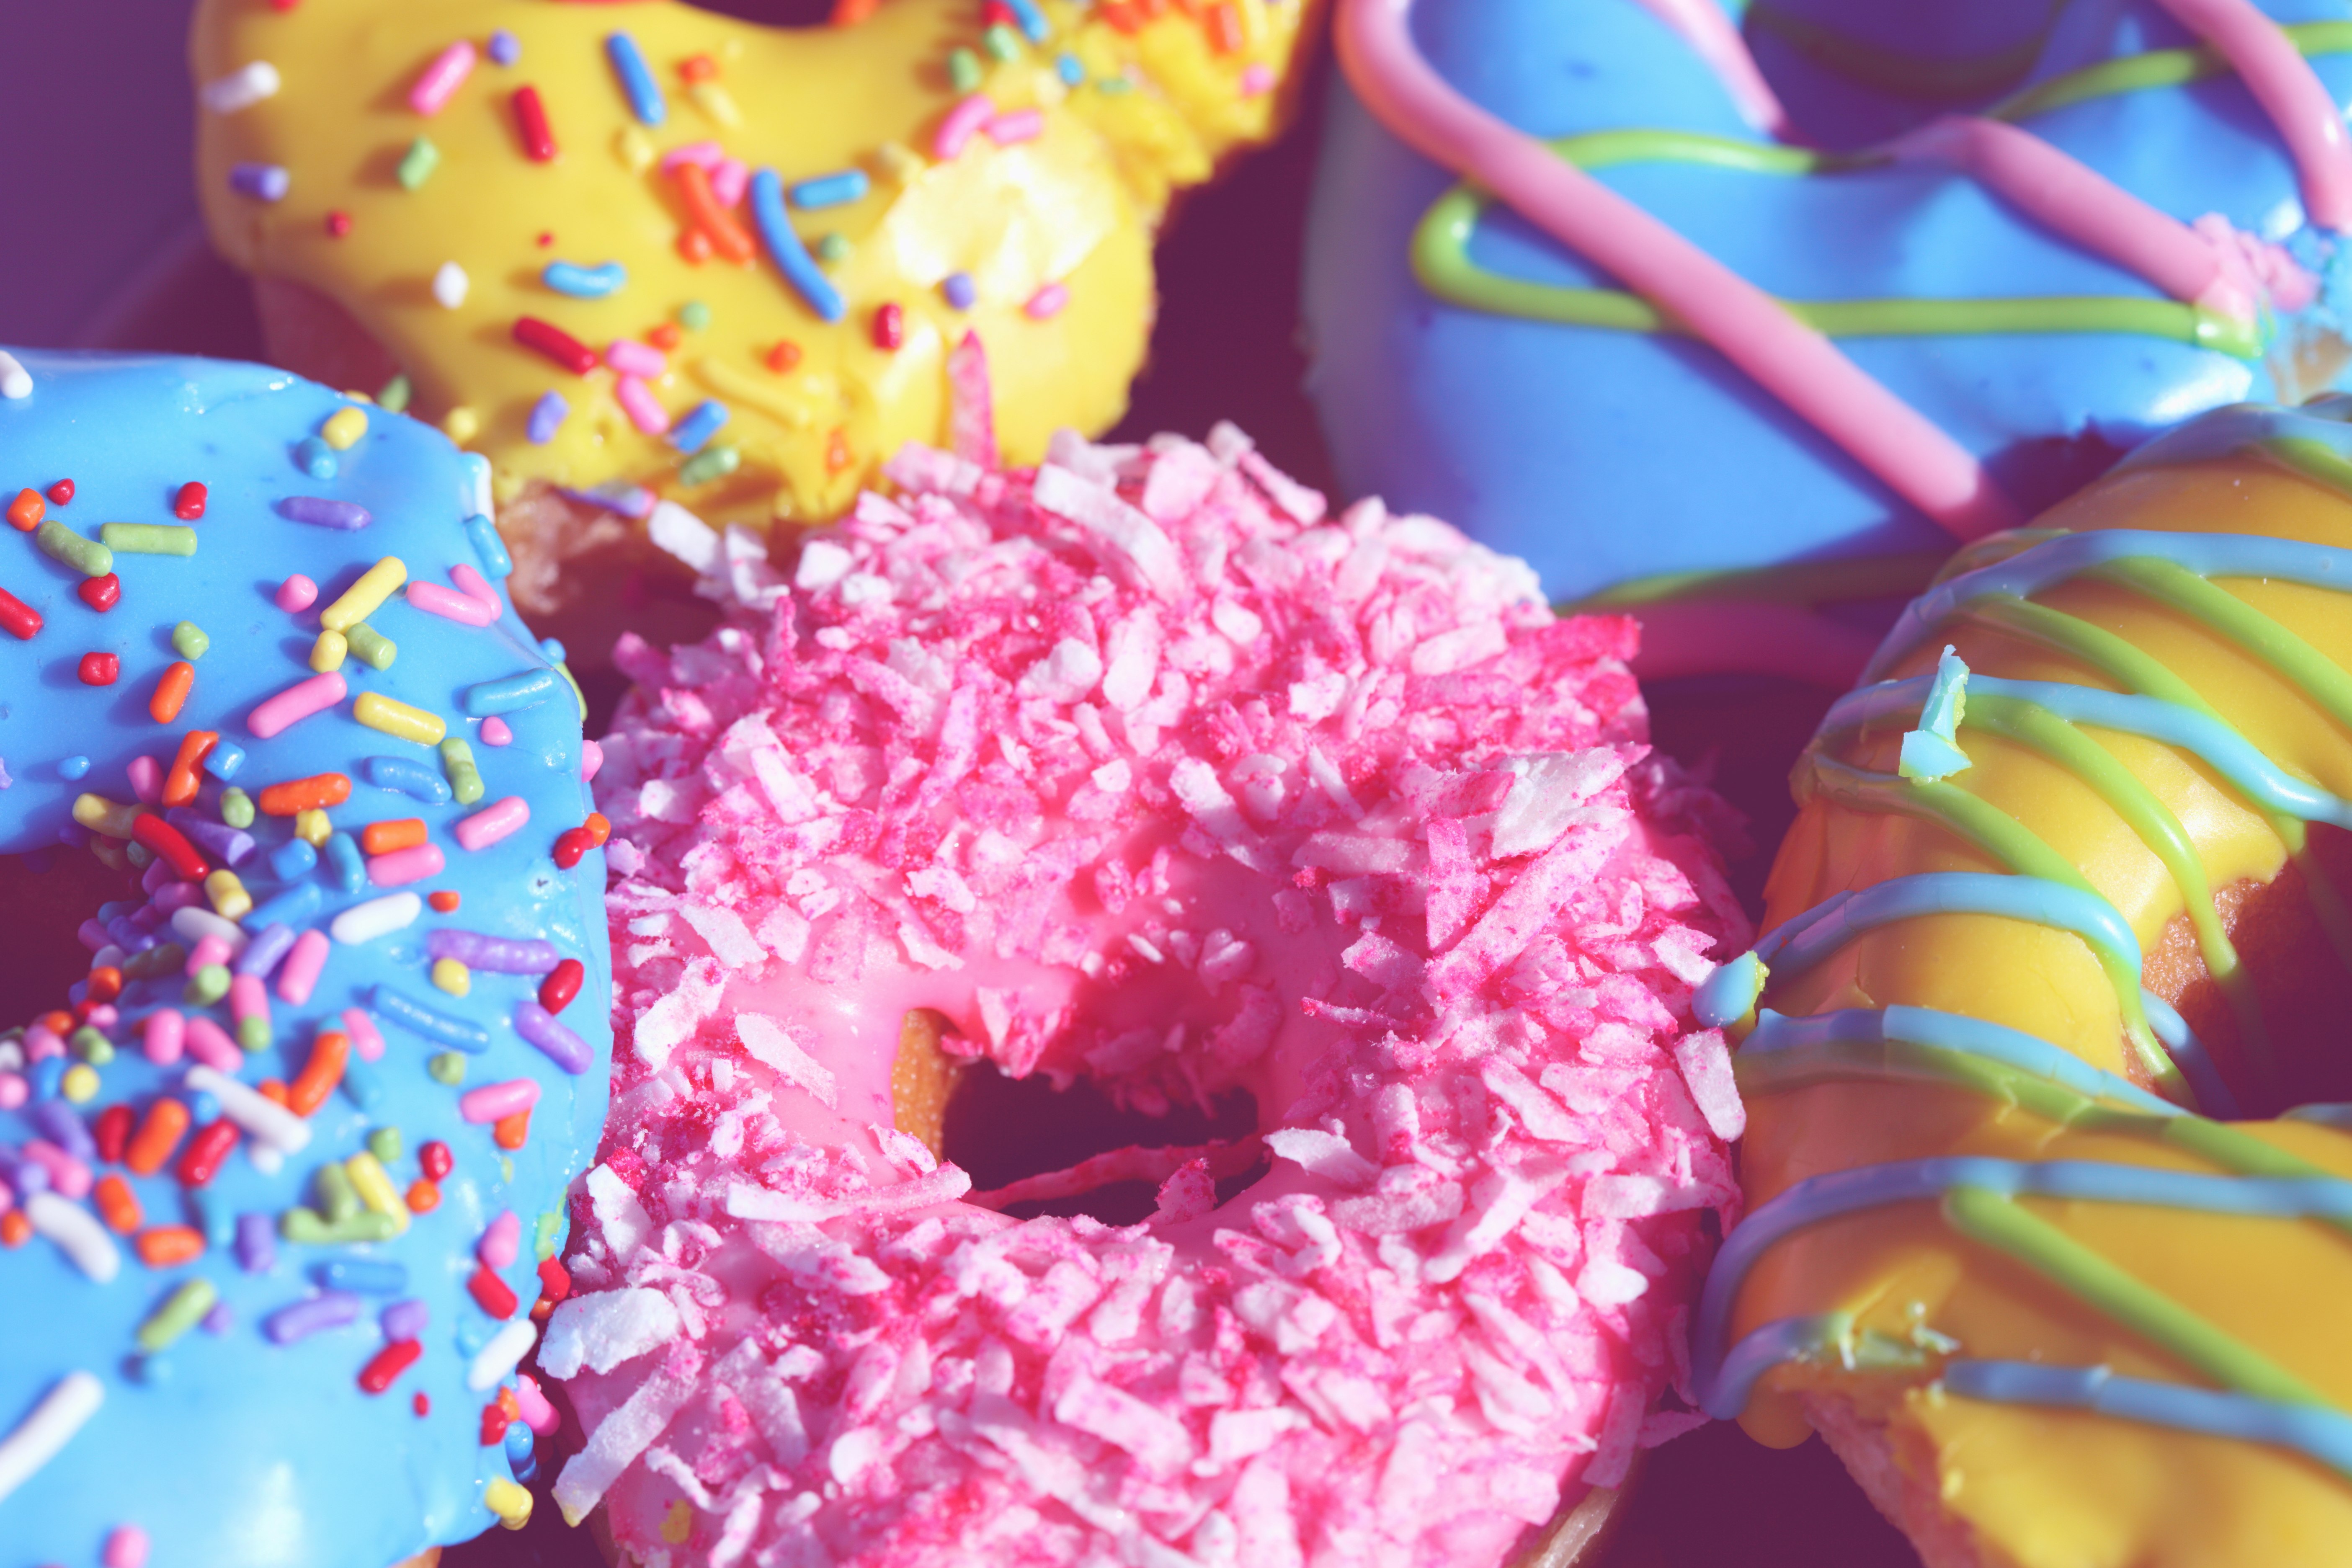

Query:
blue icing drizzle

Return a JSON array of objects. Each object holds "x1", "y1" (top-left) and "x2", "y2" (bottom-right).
[{"x1": 0, "y1": 350, "x2": 613, "y2": 1568}]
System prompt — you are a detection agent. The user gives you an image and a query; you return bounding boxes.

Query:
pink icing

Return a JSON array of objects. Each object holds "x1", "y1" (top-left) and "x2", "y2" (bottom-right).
[
  {"x1": 1627, "y1": 0, "x2": 1792, "y2": 138},
  {"x1": 2156, "y1": 0, "x2": 2352, "y2": 232},
  {"x1": 558, "y1": 430, "x2": 1750, "y2": 1565}
]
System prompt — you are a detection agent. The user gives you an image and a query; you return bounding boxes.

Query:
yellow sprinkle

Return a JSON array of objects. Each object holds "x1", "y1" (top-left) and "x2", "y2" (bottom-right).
[
  {"x1": 615, "y1": 125, "x2": 654, "y2": 173},
  {"x1": 443, "y1": 405, "x2": 480, "y2": 444},
  {"x1": 309, "y1": 629, "x2": 349, "y2": 673},
  {"x1": 340, "y1": 389, "x2": 375, "y2": 405},
  {"x1": 875, "y1": 141, "x2": 924, "y2": 182},
  {"x1": 294, "y1": 809, "x2": 332, "y2": 847},
  {"x1": 61, "y1": 1063, "x2": 99, "y2": 1104},
  {"x1": 484, "y1": 1478, "x2": 533, "y2": 1530},
  {"x1": 204, "y1": 869, "x2": 252, "y2": 921},
  {"x1": 344, "y1": 1151, "x2": 410, "y2": 1236},
  {"x1": 353, "y1": 691, "x2": 446, "y2": 747},
  {"x1": 491, "y1": 470, "x2": 526, "y2": 507},
  {"x1": 661, "y1": 1499, "x2": 693, "y2": 1543},
  {"x1": 431, "y1": 957, "x2": 472, "y2": 998},
  {"x1": 71, "y1": 794, "x2": 140, "y2": 838},
  {"x1": 321, "y1": 405, "x2": 369, "y2": 451},
  {"x1": 320, "y1": 556, "x2": 406, "y2": 633},
  {"x1": 690, "y1": 81, "x2": 741, "y2": 127}
]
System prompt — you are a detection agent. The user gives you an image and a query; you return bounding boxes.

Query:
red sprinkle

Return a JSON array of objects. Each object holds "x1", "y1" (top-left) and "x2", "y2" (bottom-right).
[
  {"x1": 132, "y1": 814, "x2": 211, "y2": 882},
  {"x1": 174, "y1": 482, "x2": 208, "y2": 521},
  {"x1": 428, "y1": 890, "x2": 462, "y2": 913},
  {"x1": 512, "y1": 85, "x2": 558, "y2": 162},
  {"x1": 873, "y1": 301, "x2": 904, "y2": 351},
  {"x1": 176, "y1": 1120, "x2": 240, "y2": 1187},
  {"x1": 536, "y1": 231, "x2": 554, "y2": 248},
  {"x1": 5, "y1": 488, "x2": 40, "y2": 530},
  {"x1": 45, "y1": 479, "x2": 73, "y2": 505},
  {"x1": 512, "y1": 315, "x2": 596, "y2": 375},
  {"x1": 539, "y1": 957, "x2": 585, "y2": 1014},
  {"x1": 326, "y1": 210, "x2": 352, "y2": 238},
  {"x1": 0, "y1": 588, "x2": 42, "y2": 641},
  {"x1": 468, "y1": 1265, "x2": 520, "y2": 1320},
  {"x1": 359, "y1": 1339, "x2": 423, "y2": 1394},
  {"x1": 419, "y1": 1140, "x2": 454, "y2": 1181},
  {"x1": 480, "y1": 1402, "x2": 512, "y2": 1445},
  {"x1": 414, "y1": 1392, "x2": 432, "y2": 1418},
  {"x1": 536, "y1": 1256, "x2": 572, "y2": 1306},
  {"x1": 92, "y1": 1104, "x2": 134, "y2": 1165},
  {"x1": 552, "y1": 827, "x2": 595, "y2": 869},
  {"x1": 77, "y1": 574, "x2": 120, "y2": 613},
  {"x1": 78, "y1": 652, "x2": 119, "y2": 686}
]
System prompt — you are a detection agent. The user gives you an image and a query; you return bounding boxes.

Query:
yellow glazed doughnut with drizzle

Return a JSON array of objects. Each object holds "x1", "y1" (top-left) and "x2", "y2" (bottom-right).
[
  {"x1": 1691, "y1": 396, "x2": 2352, "y2": 1567},
  {"x1": 189, "y1": 0, "x2": 1316, "y2": 622}
]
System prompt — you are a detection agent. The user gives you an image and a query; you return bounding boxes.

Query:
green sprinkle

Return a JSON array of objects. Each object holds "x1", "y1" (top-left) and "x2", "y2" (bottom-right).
[
  {"x1": 983, "y1": 22, "x2": 1021, "y2": 59},
  {"x1": 948, "y1": 46, "x2": 982, "y2": 93},
  {"x1": 378, "y1": 374, "x2": 413, "y2": 413},
  {"x1": 137, "y1": 1279, "x2": 219, "y2": 1353},
  {"x1": 70, "y1": 1026, "x2": 112, "y2": 1065},
  {"x1": 184, "y1": 965, "x2": 230, "y2": 1007},
  {"x1": 280, "y1": 1207, "x2": 402, "y2": 1245},
  {"x1": 429, "y1": 1051, "x2": 468, "y2": 1086},
  {"x1": 172, "y1": 621, "x2": 210, "y2": 660},
  {"x1": 679, "y1": 300, "x2": 712, "y2": 331},
  {"x1": 34, "y1": 519, "x2": 111, "y2": 578},
  {"x1": 369, "y1": 1127, "x2": 404, "y2": 1166},
  {"x1": 440, "y1": 737, "x2": 483, "y2": 806},
  {"x1": 679, "y1": 444, "x2": 740, "y2": 486},
  {"x1": 534, "y1": 1210, "x2": 563, "y2": 1261},
  {"x1": 816, "y1": 232, "x2": 850, "y2": 263},
  {"x1": 500, "y1": 1156, "x2": 515, "y2": 1184},
  {"x1": 220, "y1": 788, "x2": 255, "y2": 829},
  {"x1": 397, "y1": 137, "x2": 440, "y2": 191},
  {"x1": 316, "y1": 1161, "x2": 362, "y2": 1224},
  {"x1": 122, "y1": 944, "x2": 184, "y2": 981},
  {"x1": 1097, "y1": 75, "x2": 1132, "y2": 94},
  {"x1": 99, "y1": 523, "x2": 198, "y2": 557},
  {"x1": 557, "y1": 661, "x2": 588, "y2": 722},
  {"x1": 346, "y1": 622, "x2": 397, "y2": 671},
  {"x1": 237, "y1": 1015, "x2": 271, "y2": 1052}
]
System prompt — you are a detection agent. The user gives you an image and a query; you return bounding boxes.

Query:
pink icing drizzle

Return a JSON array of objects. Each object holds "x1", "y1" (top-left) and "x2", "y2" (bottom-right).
[
  {"x1": 1627, "y1": 0, "x2": 1792, "y2": 137},
  {"x1": 2156, "y1": 0, "x2": 2352, "y2": 232}
]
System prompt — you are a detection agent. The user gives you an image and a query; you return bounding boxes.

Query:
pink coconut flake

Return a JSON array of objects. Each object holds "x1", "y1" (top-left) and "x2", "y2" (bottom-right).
[{"x1": 565, "y1": 426, "x2": 1749, "y2": 1568}]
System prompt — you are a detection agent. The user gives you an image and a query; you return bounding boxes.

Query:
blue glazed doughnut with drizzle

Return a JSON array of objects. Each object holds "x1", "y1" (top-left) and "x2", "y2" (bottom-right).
[
  {"x1": 1690, "y1": 395, "x2": 2352, "y2": 1565},
  {"x1": 0, "y1": 350, "x2": 612, "y2": 1568},
  {"x1": 1306, "y1": 0, "x2": 2352, "y2": 683}
]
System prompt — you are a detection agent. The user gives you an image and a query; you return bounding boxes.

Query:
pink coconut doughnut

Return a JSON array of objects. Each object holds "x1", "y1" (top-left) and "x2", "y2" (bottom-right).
[{"x1": 549, "y1": 425, "x2": 1749, "y2": 1567}]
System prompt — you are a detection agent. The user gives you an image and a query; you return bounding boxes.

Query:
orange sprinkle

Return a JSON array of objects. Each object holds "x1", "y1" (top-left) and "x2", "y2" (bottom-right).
[
  {"x1": 831, "y1": 0, "x2": 882, "y2": 22},
  {"x1": 766, "y1": 340, "x2": 802, "y2": 373},
  {"x1": 150, "y1": 660, "x2": 196, "y2": 724},
  {"x1": 677, "y1": 226, "x2": 714, "y2": 266},
  {"x1": 1207, "y1": 1, "x2": 1243, "y2": 52},
  {"x1": 258, "y1": 772, "x2": 352, "y2": 815},
  {"x1": 826, "y1": 429, "x2": 852, "y2": 475},
  {"x1": 287, "y1": 1030, "x2": 351, "y2": 1117},
  {"x1": 161, "y1": 730, "x2": 220, "y2": 810},
  {"x1": 493, "y1": 1109, "x2": 531, "y2": 1150},
  {"x1": 93, "y1": 1174, "x2": 143, "y2": 1235},
  {"x1": 85, "y1": 967, "x2": 123, "y2": 1006},
  {"x1": 678, "y1": 52, "x2": 719, "y2": 80},
  {"x1": 407, "y1": 1179, "x2": 442, "y2": 1214},
  {"x1": 258, "y1": 1080, "x2": 291, "y2": 1108},
  {"x1": 647, "y1": 323, "x2": 681, "y2": 351},
  {"x1": 361, "y1": 819, "x2": 428, "y2": 855},
  {"x1": 496, "y1": 1386, "x2": 523, "y2": 1420},
  {"x1": 1100, "y1": 1, "x2": 1142, "y2": 32},
  {"x1": 583, "y1": 812, "x2": 612, "y2": 847},
  {"x1": 428, "y1": 890, "x2": 462, "y2": 913},
  {"x1": 673, "y1": 161, "x2": 755, "y2": 265},
  {"x1": 5, "y1": 488, "x2": 42, "y2": 532},
  {"x1": 135, "y1": 1226, "x2": 205, "y2": 1267},
  {"x1": 125, "y1": 1099, "x2": 192, "y2": 1177},
  {"x1": 40, "y1": 1011, "x2": 72, "y2": 1038},
  {"x1": 0, "y1": 1210, "x2": 28, "y2": 1248}
]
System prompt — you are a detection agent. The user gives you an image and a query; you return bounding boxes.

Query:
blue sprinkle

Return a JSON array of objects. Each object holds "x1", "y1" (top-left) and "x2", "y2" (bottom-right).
[
  {"x1": 293, "y1": 438, "x2": 337, "y2": 480},
  {"x1": 316, "y1": 1259, "x2": 409, "y2": 1295},
  {"x1": 538, "y1": 637, "x2": 567, "y2": 665},
  {"x1": 235, "y1": 1212, "x2": 276, "y2": 1273},
  {"x1": 460, "y1": 452, "x2": 493, "y2": 517},
  {"x1": 363, "y1": 756, "x2": 453, "y2": 802},
  {"x1": 526, "y1": 391, "x2": 569, "y2": 446},
  {"x1": 488, "y1": 28, "x2": 521, "y2": 66},
  {"x1": 203, "y1": 740, "x2": 247, "y2": 780},
  {"x1": 1056, "y1": 52, "x2": 1083, "y2": 85},
  {"x1": 30, "y1": 1057, "x2": 65, "y2": 1100},
  {"x1": 129, "y1": 1355, "x2": 172, "y2": 1386},
  {"x1": 789, "y1": 169, "x2": 870, "y2": 210},
  {"x1": 504, "y1": 1418, "x2": 536, "y2": 1474},
  {"x1": 268, "y1": 838, "x2": 319, "y2": 881},
  {"x1": 571, "y1": 480, "x2": 657, "y2": 519},
  {"x1": 749, "y1": 169, "x2": 846, "y2": 323},
  {"x1": 240, "y1": 881, "x2": 322, "y2": 934},
  {"x1": 604, "y1": 31, "x2": 667, "y2": 126},
  {"x1": 189, "y1": 1188, "x2": 236, "y2": 1250},
  {"x1": 185, "y1": 1091, "x2": 219, "y2": 1127},
  {"x1": 341, "y1": 1053, "x2": 386, "y2": 1112},
  {"x1": 230, "y1": 162, "x2": 290, "y2": 202},
  {"x1": 668, "y1": 399, "x2": 731, "y2": 455},
  {"x1": 235, "y1": 923, "x2": 297, "y2": 980},
  {"x1": 65, "y1": 981, "x2": 87, "y2": 1007},
  {"x1": 463, "y1": 512, "x2": 513, "y2": 580},
  {"x1": 464, "y1": 668, "x2": 561, "y2": 717},
  {"x1": 373, "y1": 985, "x2": 493, "y2": 1052},
  {"x1": 941, "y1": 271, "x2": 977, "y2": 311},
  {"x1": 56, "y1": 756, "x2": 88, "y2": 781},
  {"x1": 1003, "y1": 0, "x2": 1049, "y2": 42},
  {"x1": 542, "y1": 260, "x2": 627, "y2": 299},
  {"x1": 455, "y1": 1320, "x2": 493, "y2": 1357},
  {"x1": 324, "y1": 832, "x2": 367, "y2": 893}
]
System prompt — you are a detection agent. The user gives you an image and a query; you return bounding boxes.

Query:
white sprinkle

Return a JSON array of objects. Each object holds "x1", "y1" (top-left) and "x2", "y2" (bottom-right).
[
  {"x1": 539, "y1": 1289, "x2": 679, "y2": 1380},
  {"x1": 170, "y1": 905, "x2": 250, "y2": 957},
  {"x1": 648, "y1": 500, "x2": 722, "y2": 575},
  {"x1": 25, "y1": 1194, "x2": 119, "y2": 1283},
  {"x1": 184, "y1": 1065, "x2": 312, "y2": 1154},
  {"x1": 331, "y1": 891, "x2": 422, "y2": 944},
  {"x1": 0, "y1": 1372, "x2": 103, "y2": 1503},
  {"x1": 467, "y1": 1320, "x2": 539, "y2": 1391},
  {"x1": 794, "y1": 538, "x2": 854, "y2": 591},
  {"x1": 0, "y1": 352, "x2": 29, "y2": 402},
  {"x1": 201, "y1": 60, "x2": 281, "y2": 114},
  {"x1": 432, "y1": 260, "x2": 470, "y2": 310}
]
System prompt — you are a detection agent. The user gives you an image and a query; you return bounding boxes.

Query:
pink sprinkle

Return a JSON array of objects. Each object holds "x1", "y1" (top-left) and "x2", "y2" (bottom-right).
[
  {"x1": 408, "y1": 39, "x2": 478, "y2": 116},
  {"x1": 459, "y1": 1078, "x2": 540, "y2": 1124},
  {"x1": 0, "y1": 1073, "x2": 26, "y2": 1111},
  {"x1": 24, "y1": 1140, "x2": 91, "y2": 1200},
  {"x1": 514, "y1": 1373, "x2": 560, "y2": 1434},
  {"x1": 933, "y1": 93, "x2": 995, "y2": 160},
  {"x1": 480, "y1": 715, "x2": 514, "y2": 747},
  {"x1": 406, "y1": 581, "x2": 495, "y2": 626},
  {"x1": 1024, "y1": 282, "x2": 1068, "y2": 320},
  {"x1": 230, "y1": 974, "x2": 269, "y2": 1033},
  {"x1": 278, "y1": 930, "x2": 332, "y2": 1005},
  {"x1": 81, "y1": 1004, "x2": 118, "y2": 1031},
  {"x1": 479, "y1": 1210, "x2": 521, "y2": 1268},
  {"x1": 127, "y1": 756, "x2": 163, "y2": 805},
  {"x1": 614, "y1": 374, "x2": 670, "y2": 436},
  {"x1": 658, "y1": 139, "x2": 724, "y2": 172},
  {"x1": 580, "y1": 738, "x2": 603, "y2": 782},
  {"x1": 343, "y1": 1007, "x2": 386, "y2": 1063},
  {"x1": 986, "y1": 108, "x2": 1043, "y2": 145},
  {"x1": 712, "y1": 157, "x2": 749, "y2": 208},
  {"x1": 103, "y1": 1524, "x2": 150, "y2": 1568},
  {"x1": 455, "y1": 796, "x2": 529, "y2": 851},
  {"x1": 1240, "y1": 62, "x2": 1274, "y2": 96},
  {"x1": 368, "y1": 843, "x2": 447, "y2": 887},
  {"x1": 276, "y1": 573, "x2": 318, "y2": 612},
  {"x1": 451, "y1": 562, "x2": 501, "y2": 611},
  {"x1": 22, "y1": 1025, "x2": 63, "y2": 1063},
  {"x1": 606, "y1": 338, "x2": 666, "y2": 378},
  {"x1": 185, "y1": 934, "x2": 231, "y2": 976},
  {"x1": 248, "y1": 671, "x2": 347, "y2": 738},
  {"x1": 184, "y1": 1015, "x2": 242, "y2": 1072},
  {"x1": 142, "y1": 1010, "x2": 186, "y2": 1066}
]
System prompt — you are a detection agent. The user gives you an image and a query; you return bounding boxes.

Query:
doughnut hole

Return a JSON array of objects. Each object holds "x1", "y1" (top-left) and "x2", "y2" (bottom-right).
[
  {"x1": 0, "y1": 850, "x2": 139, "y2": 1028},
  {"x1": 676, "y1": 0, "x2": 836, "y2": 25}
]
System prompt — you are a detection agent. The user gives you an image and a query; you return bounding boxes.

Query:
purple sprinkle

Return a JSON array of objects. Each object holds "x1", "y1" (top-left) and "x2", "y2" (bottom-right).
[
  {"x1": 488, "y1": 28, "x2": 521, "y2": 65},
  {"x1": 235, "y1": 923, "x2": 298, "y2": 980},
  {"x1": 264, "y1": 1291, "x2": 363, "y2": 1345},
  {"x1": 382, "y1": 1298, "x2": 430, "y2": 1341},
  {"x1": 152, "y1": 882, "x2": 204, "y2": 915},
  {"x1": 236, "y1": 1212, "x2": 278, "y2": 1274},
  {"x1": 941, "y1": 271, "x2": 976, "y2": 311},
  {"x1": 514, "y1": 1001, "x2": 592, "y2": 1075},
  {"x1": 230, "y1": 162, "x2": 290, "y2": 202},
  {"x1": 30, "y1": 1101, "x2": 93, "y2": 1162},
  {"x1": 527, "y1": 391, "x2": 568, "y2": 445},
  {"x1": 0, "y1": 1146, "x2": 46, "y2": 1197},
  {"x1": 202, "y1": 1301, "x2": 237, "y2": 1336},
  {"x1": 425, "y1": 929, "x2": 562, "y2": 974},
  {"x1": 278, "y1": 496, "x2": 372, "y2": 531},
  {"x1": 167, "y1": 808, "x2": 258, "y2": 867},
  {"x1": 105, "y1": 916, "x2": 146, "y2": 951}
]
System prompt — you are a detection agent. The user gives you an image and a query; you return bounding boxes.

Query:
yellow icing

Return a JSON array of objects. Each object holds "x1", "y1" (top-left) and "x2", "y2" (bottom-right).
[
  {"x1": 1738, "y1": 459, "x2": 2352, "y2": 1567},
  {"x1": 190, "y1": 0, "x2": 1313, "y2": 527}
]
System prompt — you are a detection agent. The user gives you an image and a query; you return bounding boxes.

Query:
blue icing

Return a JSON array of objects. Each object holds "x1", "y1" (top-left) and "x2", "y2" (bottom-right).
[
  {"x1": 1301, "y1": 0, "x2": 2352, "y2": 603},
  {"x1": 0, "y1": 350, "x2": 613, "y2": 1568}
]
